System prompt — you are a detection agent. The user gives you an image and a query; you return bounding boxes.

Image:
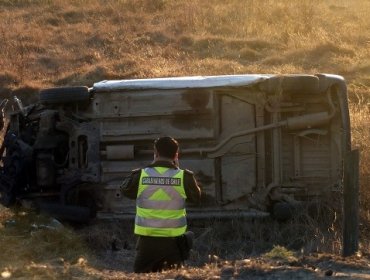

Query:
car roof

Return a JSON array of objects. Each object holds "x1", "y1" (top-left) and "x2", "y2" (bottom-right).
[{"x1": 92, "y1": 74, "x2": 272, "y2": 91}]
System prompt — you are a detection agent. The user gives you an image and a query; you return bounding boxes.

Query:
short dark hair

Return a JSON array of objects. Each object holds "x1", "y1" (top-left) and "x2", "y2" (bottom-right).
[{"x1": 154, "y1": 136, "x2": 179, "y2": 159}]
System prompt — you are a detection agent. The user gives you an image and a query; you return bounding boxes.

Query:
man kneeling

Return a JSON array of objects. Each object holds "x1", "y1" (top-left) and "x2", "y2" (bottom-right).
[{"x1": 121, "y1": 136, "x2": 201, "y2": 273}]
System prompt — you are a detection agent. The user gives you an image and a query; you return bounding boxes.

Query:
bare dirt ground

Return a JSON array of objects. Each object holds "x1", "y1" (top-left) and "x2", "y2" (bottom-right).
[
  {"x1": 75, "y1": 243, "x2": 370, "y2": 280},
  {"x1": 92, "y1": 253, "x2": 370, "y2": 279},
  {"x1": 4, "y1": 247, "x2": 370, "y2": 279},
  {"x1": 2, "y1": 211, "x2": 370, "y2": 280}
]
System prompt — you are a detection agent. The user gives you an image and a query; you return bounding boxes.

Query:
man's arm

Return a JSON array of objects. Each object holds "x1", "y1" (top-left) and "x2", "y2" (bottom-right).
[
  {"x1": 183, "y1": 169, "x2": 201, "y2": 204},
  {"x1": 120, "y1": 169, "x2": 141, "y2": 199}
]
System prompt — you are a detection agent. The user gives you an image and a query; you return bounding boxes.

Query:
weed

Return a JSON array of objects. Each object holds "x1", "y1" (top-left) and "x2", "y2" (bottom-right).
[{"x1": 264, "y1": 245, "x2": 295, "y2": 261}]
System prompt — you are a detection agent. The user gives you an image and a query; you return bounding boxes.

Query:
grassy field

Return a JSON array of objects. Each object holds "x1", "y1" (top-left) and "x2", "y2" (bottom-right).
[{"x1": 1, "y1": 0, "x2": 370, "y2": 279}]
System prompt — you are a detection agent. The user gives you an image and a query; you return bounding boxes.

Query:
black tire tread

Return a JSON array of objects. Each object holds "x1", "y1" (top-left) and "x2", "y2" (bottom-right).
[
  {"x1": 40, "y1": 86, "x2": 90, "y2": 104},
  {"x1": 259, "y1": 75, "x2": 320, "y2": 95}
]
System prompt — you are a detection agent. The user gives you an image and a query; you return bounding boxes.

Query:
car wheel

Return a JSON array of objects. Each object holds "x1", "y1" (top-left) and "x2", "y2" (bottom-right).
[
  {"x1": 272, "y1": 202, "x2": 295, "y2": 221},
  {"x1": 259, "y1": 75, "x2": 320, "y2": 95},
  {"x1": 39, "y1": 86, "x2": 90, "y2": 105}
]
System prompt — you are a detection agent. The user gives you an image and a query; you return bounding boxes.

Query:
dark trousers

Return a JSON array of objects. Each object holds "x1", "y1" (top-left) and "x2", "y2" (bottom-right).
[{"x1": 134, "y1": 235, "x2": 183, "y2": 273}]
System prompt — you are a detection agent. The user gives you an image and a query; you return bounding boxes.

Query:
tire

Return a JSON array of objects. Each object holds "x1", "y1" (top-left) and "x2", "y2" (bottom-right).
[
  {"x1": 316, "y1": 74, "x2": 339, "y2": 93},
  {"x1": 38, "y1": 202, "x2": 91, "y2": 223},
  {"x1": 39, "y1": 86, "x2": 90, "y2": 105},
  {"x1": 272, "y1": 202, "x2": 295, "y2": 221},
  {"x1": 64, "y1": 187, "x2": 97, "y2": 219},
  {"x1": 272, "y1": 201, "x2": 308, "y2": 221},
  {"x1": 259, "y1": 75, "x2": 320, "y2": 95}
]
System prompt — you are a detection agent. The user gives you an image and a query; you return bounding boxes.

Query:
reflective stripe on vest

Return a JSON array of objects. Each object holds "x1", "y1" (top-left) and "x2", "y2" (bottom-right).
[{"x1": 135, "y1": 167, "x2": 187, "y2": 237}]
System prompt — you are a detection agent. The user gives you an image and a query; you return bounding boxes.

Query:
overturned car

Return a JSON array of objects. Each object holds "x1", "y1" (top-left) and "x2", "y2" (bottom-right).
[{"x1": 0, "y1": 74, "x2": 351, "y2": 222}]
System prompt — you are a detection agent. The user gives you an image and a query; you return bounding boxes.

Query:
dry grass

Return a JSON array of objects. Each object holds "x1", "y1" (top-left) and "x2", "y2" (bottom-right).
[
  {"x1": 0, "y1": 205, "x2": 96, "y2": 278},
  {"x1": 1, "y1": 0, "x2": 369, "y2": 92},
  {"x1": 1, "y1": 0, "x2": 370, "y2": 278}
]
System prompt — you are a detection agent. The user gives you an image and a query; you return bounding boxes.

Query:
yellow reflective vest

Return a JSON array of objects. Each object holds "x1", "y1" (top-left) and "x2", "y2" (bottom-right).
[{"x1": 135, "y1": 166, "x2": 187, "y2": 237}]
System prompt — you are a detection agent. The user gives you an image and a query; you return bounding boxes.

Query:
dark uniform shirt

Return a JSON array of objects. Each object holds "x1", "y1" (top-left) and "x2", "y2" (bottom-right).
[{"x1": 121, "y1": 160, "x2": 201, "y2": 273}]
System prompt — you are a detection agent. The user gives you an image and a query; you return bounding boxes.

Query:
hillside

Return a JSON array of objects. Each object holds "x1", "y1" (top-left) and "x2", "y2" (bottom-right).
[
  {"x1": 1, "y1": 1, "x2": 369, "y2": 95},
  {"x1": 1, "y1": 0, "x2": 370, "y2": 279}
]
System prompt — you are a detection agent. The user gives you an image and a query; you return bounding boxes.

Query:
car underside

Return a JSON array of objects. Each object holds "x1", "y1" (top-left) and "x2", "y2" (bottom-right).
[{"x1": 0, "y1": 74, "x2": 351, "y2": 222}]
